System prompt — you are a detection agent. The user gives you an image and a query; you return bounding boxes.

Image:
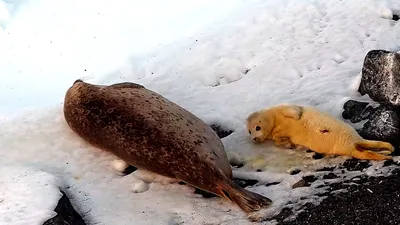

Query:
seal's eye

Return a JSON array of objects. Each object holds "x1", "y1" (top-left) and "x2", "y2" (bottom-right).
[
  {"x1": 255, "y1": 126, "x2": 261, "y2": 131},
  {"x1": 248, "y1": 130, "x2": 251, "y2": 134}
]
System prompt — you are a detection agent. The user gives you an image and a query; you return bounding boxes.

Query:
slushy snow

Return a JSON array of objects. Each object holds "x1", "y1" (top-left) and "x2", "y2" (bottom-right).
[{"x1": 1, "y1": 0, "x2": 400, "y2": 224}]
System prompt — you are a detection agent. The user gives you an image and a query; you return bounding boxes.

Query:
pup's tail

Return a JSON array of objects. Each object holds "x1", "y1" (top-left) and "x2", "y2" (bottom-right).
[
  {"x1": 216, "y1": 177, "x2": 272, "y2": 213},
  {"x1": 350, "y1": 140, "x2": 394, "y2": 160},
  {"x1": 355, "y1": 140, "x2": 394, "y2": 154}
]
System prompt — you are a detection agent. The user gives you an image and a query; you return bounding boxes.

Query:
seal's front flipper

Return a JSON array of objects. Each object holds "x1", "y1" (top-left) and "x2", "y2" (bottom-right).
[{"x1": 280, "y1": 105, "x2": 303, "y2": 120}]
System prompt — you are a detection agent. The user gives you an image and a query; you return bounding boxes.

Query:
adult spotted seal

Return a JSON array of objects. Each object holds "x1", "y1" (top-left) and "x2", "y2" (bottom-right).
[
  {"x1": 63, "y1": 79, "x2": 272, "y2": 214},
  {"x1": 246, "y1": 103, "x2": 394, "y2": 160}
]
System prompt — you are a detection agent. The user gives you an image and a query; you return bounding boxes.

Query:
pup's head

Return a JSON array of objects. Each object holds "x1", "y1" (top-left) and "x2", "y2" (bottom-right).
[{"x1": 246, "y1": 110, "x2": 274, "y2": 143}]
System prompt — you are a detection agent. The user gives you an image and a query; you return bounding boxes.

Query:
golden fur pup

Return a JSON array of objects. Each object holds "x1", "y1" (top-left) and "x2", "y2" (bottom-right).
[{"x1": 246, "y1": 104, "x2": 394, "y2": 160}]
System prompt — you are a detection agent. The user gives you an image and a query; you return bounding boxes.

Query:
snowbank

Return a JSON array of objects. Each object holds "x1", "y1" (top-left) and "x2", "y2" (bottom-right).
[{"x1": 0, "y1": 165, "x2": 62, "y2": 225}]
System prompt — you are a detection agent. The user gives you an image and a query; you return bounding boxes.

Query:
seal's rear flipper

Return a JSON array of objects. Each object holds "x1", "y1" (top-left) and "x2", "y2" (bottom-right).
[
  {"x1": 350, "y1": 149, "x2": 392, "y2": 160},
  {"x1": 355, "y1": 140, "x2": 394, "y2": 154},
  {"x1": 218, "y1": 178, "x2": 272, "y2": 213}
]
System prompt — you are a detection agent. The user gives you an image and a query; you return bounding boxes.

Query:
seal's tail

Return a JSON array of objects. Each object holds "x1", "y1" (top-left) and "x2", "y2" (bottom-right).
[
  {"x1": 349, "y1": 140, "x2": 394, "y2": 160},
  {"x1": 355, "y1": 140, "x2": 394, "y2": 154},
  {"x1": 217, "y1": 178, "x2": 272, "y2": 213}
]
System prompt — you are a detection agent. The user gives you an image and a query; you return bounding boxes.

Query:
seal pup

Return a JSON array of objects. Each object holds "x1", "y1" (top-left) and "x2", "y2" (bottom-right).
[
  {"x1": 63, "y1": 80, "x2": 272, "y2": 214},
  {"x1": 246, "y1": 103, "x2": 394, "y2": 160}
]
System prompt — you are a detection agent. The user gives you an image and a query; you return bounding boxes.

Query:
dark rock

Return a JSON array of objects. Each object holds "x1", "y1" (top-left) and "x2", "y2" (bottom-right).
[
  {"x1": 342, "y1": 100, "x2": 400, "y2": 153},
  {"x1": 393, "y1": 14, "x2": 400, "y2": 21},
  {"x1": 290, "y1": 169, "x2": 301, "y2": 175},
  {"x1": 194, "y1": 188, "x2": 217, "y2": 198},
  {"x1": 357, "y1": 106, "x2": 400, "y2": 150},
  {"x1": 292, "y1": 175, "x2": 317, "y2": 189},
  {"x1": 322, "y1": 173, "x2": 338, "y2": 179},
  {"x1": 265, "y1": 182, "x2": 280, "y2": 187},
  {"x1": 278, "y1": 169, "x2": 400, "y2": 225},
  {"x1": 316, "y1": 166, "x2": 336, "y2": 172},
  {"x1": 358, "y1": 50, "x2": 400, "y2": 107},
  {"x1": 340, "y1": 159, "x2": 371, "y2": 171},
  {"x1": 209, "y1": 124, "x2": 234, "y2": 139},
  {"x1": 233, "y1": 178, "x2": 259, "y2": 188},
  {"x1": 256, "y1": 169, "x2": 263, "y2": 172},
  {"x1": 122, "y1": 165, "x2": 137, "y2": 175},
  {"x1": 382, "y1": 159, "x2": 400, "y2": 167},
  {"x1": 292, "y1": 179, "x2": 307, "y2": 189},
  {"x1": 230, "y1": 162, "x2": 244, "y2": 168},
  {"x1": 342, "y1": 100, "x2": 371, "y2": 123},
  {"x1": 43, "y1": 191, "x2": 86, "y2": 225},
  {"x1": 312, "y1": 153, "x2": 325, "y2": 160},
  {"x1": 303, "y1": 175, "x2": 318, "y2": 184}
]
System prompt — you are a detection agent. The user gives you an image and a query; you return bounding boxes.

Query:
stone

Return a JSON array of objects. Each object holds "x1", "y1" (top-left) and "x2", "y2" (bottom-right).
[
  {"x1": 358, "y1": 50, "x2": 400, "y2": 107},
  {"x1": 209, "y1": 124, "x2": 234, "y2": 139},
  {"x1": 342, "y1": 100, "x2": 371, "y2": 123},
  {"x1": 43, "y1": 191, "x2": 86, "y2": 225},
  {"x1": 342, "y1": 99, "x2": 400, "y2": 152}
]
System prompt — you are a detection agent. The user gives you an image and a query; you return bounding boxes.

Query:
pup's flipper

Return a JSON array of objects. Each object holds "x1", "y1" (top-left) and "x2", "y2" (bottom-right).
[
  {"x1": 355, "y1": 140, "x2": 394, "y2": 154},
  {"x1": 349, "y1": 141, "x2": 394, "y2": 160},
  {"x1": 280, "y1": 105, "x2": 304, "y2": 120}
]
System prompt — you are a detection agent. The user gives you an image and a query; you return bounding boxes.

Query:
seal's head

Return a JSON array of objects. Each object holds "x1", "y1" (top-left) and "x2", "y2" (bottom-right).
[{"x1": 246, "y1": 110, "x2": 274, "y2": 143}]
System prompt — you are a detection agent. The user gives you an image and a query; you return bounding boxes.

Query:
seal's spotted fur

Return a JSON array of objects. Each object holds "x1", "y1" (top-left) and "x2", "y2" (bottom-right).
[{"x1": 63, "y1": 80, "x2": 272, "y2": 214}]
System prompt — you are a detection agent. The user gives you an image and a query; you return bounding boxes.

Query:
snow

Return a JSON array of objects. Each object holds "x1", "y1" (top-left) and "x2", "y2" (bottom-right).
[
  {"x1": 0, "y1": 165, "x2": 62, "y2": 225},
  {"x1": 2, "y1": 0, "x2": 400, "y2": 224}
]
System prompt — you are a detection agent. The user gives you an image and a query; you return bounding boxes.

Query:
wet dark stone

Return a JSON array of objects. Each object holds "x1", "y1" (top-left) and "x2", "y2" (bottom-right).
[
  {"x1": 342, "y1": 100, "x2": 400, "y2": 154},
  {"x1": 292, "y1": 175, "x2": 318, "y2": 189},
  {"x1": 277, "y1": 169, "x2": 400, "y2": 225},
  {"x1": 340, "y1": 159, "x2": 372, "y2": 171},
  {"x1": 358, "y1": 49, "x2": 400, "y2": 107},
  {"x1": 230, "y1": 162, "x2": 244, "y2": 168},
  {"x1": 43, "y1": 191, "x2": 86, "y2": 225},
  {"x1": 342, "y1": 100, "x2": 371, "y2": 123},
  {"x1": 323, "y1": 173, "x2": 338, "y2": 179},
  {"x1": 122, "y1": 165, "x2": 137, "y2": 175},
  {"x1": 316, "y1": 166, "x2": 336, "y2": 172},
  {"x1": 290, "y1": 169, "x2": 301, "y2": 175},
  {"x1": 303, "y1": 175, "x2": 318, "y2": 184},
  {"x1": 357, "y1": 106, "x2": 400, "y2": 151},
  {"x1": 292, "y1": 179, "x2": 307, "y2": 189},
  {"x1": 383, "y1": 159, "x2": 400, "y2": 167},
  {"x1": 194, "y1": 188, "x2": 216, "y2": 198},
  {"x1": 233, "y1": 178, "x2": 259, "y2": 188},
  {"x1": 312, "y1": 153, "x2": 325, "y2": 160},
  {"x1": 265, "y1": 182, "x2": 281, "y2": 187},
  {"x1": 209, "y1": 124, "x2": 234, "y2": 139}
]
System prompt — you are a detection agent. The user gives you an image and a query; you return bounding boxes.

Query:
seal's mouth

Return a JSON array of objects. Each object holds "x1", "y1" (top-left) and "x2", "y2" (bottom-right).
[{"x1": 252, "y1": 137, "x2": 263, "y2": 143}]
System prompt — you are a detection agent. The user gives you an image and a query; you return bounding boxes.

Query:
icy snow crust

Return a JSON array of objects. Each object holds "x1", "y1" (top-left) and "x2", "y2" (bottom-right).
[
  {"x1": 2, "y1": 0, "x2": 400, "y2": 224},
  {"x1": 0, "y1": 165, "x2": 62, "y2": 225}
]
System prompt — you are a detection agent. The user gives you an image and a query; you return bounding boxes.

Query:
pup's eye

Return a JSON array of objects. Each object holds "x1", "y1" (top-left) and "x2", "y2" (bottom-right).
[
  {"x1": 248, "y1": 130, "x2": 251, "y2": 134},
  {"x1": 255, "y1": 126, "x2": 261, "y2": 131}
]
